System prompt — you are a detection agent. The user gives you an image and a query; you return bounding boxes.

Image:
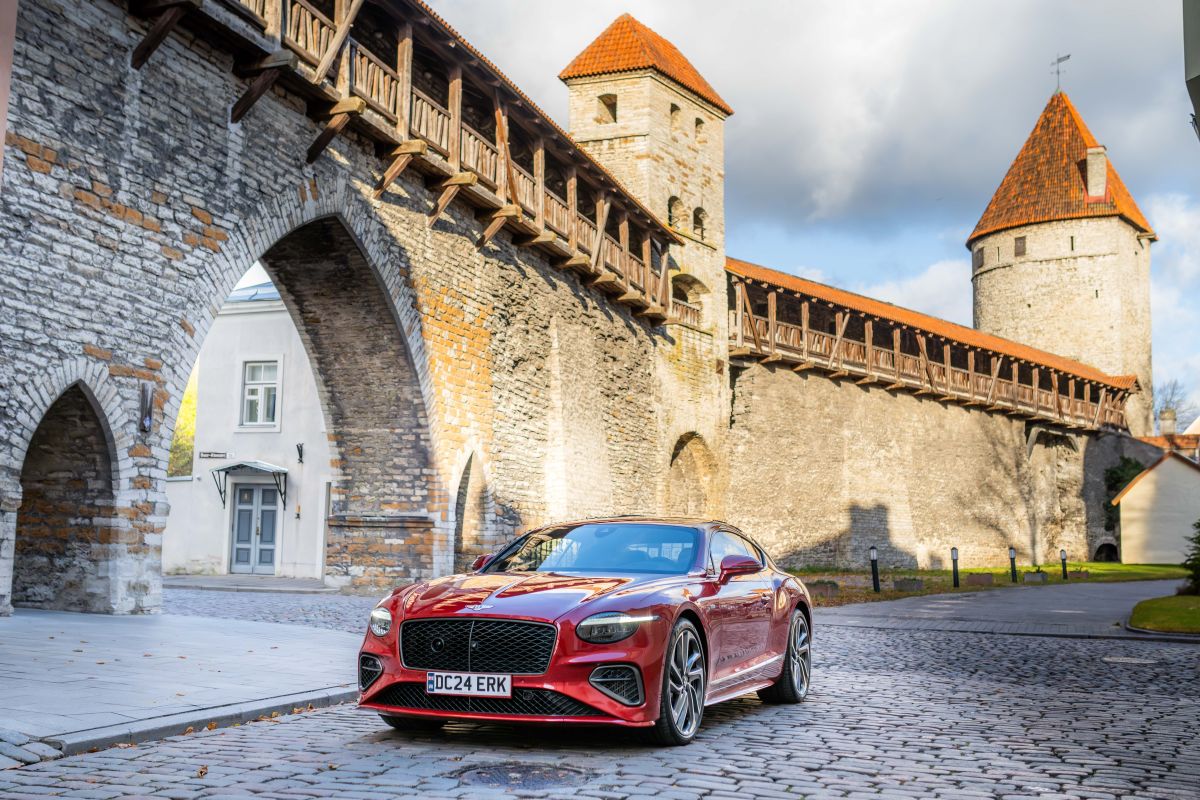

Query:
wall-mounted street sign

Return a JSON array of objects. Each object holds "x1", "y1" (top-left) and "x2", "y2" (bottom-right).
[{"x1": 198, "y1": 451, "x2": 228, "y2": 459}]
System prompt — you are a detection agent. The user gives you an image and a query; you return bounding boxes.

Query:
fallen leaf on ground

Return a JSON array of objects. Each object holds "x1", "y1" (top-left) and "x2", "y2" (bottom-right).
[
  {"x1": 182, "y1": 726, "x2": 195, "y2": 735},
  {"x1": 205, "y1": 722, "x2": 217, "y2": 731},
  {"x1": 196, "y1": 765, "x2": 208, "y2": 778}
]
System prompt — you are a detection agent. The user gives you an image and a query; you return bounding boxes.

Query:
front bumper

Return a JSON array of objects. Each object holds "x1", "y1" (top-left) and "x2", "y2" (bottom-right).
[{"x1": 357, "y1": 621, "x2": 663, "y2": 727}]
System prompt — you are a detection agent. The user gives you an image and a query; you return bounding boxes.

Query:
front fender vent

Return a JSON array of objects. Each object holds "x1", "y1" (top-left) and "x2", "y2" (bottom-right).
[
  {"x1": 589, "y1": 664, "x2": 644, "y2": 706},
  {"x1": 359, "y1": 654, "x2": 383, "y2": 690}
]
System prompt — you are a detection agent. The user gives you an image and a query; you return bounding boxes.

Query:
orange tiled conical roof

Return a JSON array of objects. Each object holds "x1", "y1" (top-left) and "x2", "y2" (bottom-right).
[
  {"x1": 559, "y1": 14, "x2": 733, "y2": 116},
  {"x1": 967, "y1": 92, "x2": 1153, "y2": 246}
]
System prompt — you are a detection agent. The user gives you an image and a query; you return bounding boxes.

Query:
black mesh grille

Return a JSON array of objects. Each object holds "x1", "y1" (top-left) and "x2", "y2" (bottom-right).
[
  {"x1": 359, "y1": 654, "x2": 383, "y2": 690},
  {"x1": 371, "y1": 682, "x2": 602, "y2": 717},
  {"x1": 400, "y1": 619, "x2": 556, "y2": 674},
  {"x1": 589, "y1": 665, "x2": 643, "y2": 706}
]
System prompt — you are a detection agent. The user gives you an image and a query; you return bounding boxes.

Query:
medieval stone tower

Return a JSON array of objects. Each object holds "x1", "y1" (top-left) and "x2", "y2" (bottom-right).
[
  {"x1": 560, "y1": 14, "x2": 734, "y2": 517},
  {"x1": 968, "y1": 92, "x2": 1156, "y2": 435}
]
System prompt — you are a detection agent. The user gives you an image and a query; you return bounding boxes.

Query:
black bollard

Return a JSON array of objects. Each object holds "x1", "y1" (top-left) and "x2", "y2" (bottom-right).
[
  {"x1": 951, "y1": 547, "x2": 960, "y2": 588},
  {"x1": 1060, "y1": 549, "x2": 1068, "y2": 580},
  {"x1": 869, "y1": 546, "x2": 880, "y2": 593},
  {"x1": 1009, "y1": 546, "x2": 1017, "y2": 583}
]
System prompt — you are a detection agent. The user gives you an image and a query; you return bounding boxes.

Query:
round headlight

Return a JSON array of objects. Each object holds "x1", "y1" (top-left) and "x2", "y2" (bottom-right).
[
  {"x1": 576, "y1": 612, "x2": 658, "y2": 644},
  {"x1": 368, "y1": 607, "x2": 392, "y2": 637}
]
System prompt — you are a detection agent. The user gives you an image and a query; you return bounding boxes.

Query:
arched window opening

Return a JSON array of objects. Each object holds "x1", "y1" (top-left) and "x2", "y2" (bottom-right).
[
  {"x1": 692, "y1": 208, "x2": 707, "y2": 241},
  {"x1": 597, "y1": 93, "x2": 617, "y2": 124},
  {"x1": 669, "y1": 103, "x2": 681, "y2": 130},
  {"x1": 1093, "y1": 543, "x2": 1119, "y2": 562},
  {"x1": 668, "y1": 196, "x2": 685, "y2": 231},
  {"x1": 666, "y1": 434, "x2": 717, "y2": 517},
  {"x1": 694, "y1": 117, "x2": 705, "y2": 141}
]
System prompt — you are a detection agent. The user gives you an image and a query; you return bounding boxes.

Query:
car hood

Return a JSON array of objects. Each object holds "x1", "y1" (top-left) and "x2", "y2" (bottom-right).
[{"x1": 398, "y1": 571, "x2": 670, "y2": 621}]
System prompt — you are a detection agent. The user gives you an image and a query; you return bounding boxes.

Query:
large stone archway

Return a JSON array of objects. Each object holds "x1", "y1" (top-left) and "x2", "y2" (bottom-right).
[{"x1": 13, "y1": 384, "x2": 120, "y2": 612}]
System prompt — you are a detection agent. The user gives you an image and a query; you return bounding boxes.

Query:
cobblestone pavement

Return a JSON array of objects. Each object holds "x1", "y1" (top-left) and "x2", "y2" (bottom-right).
[
  {"x1": 4, "y1": 596, "x2": 1199, "y2": 799},
  {"x1": 164, "y1": 588, "x2": 377, "y2": 635}
]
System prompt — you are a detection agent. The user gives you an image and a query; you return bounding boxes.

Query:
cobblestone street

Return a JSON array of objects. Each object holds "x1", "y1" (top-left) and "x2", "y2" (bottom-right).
[{"x1": 3, "y1": 588, "x2": 1198, "y2": 799}]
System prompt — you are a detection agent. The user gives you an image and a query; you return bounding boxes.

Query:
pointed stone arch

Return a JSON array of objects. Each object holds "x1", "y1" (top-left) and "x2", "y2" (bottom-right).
[
  {"x1": 666, "y1": 433, "x2": 718, "y2": 518},
  {"x1": 452, "y1": 450, "x2": 491, "y2": 573}
]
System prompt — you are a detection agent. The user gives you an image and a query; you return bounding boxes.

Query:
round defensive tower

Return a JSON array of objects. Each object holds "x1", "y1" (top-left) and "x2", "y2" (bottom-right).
[{"x1": 967, "y1": 92, "x2": 1156, "y2": 435}]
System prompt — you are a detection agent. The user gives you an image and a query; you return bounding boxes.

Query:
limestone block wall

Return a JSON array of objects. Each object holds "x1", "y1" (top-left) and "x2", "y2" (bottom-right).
[
  {"x1": 971, "y1": 217, "x2": 1154, "y2": 435},
  {"x1": 725, "y1": 362, "x2": 1145, "y2": 569}
]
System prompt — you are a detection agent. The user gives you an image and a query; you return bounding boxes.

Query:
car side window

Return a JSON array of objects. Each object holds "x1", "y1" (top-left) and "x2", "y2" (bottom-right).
[{"x1": 708, "y1": 531, "x2": 756, "y2": 572}]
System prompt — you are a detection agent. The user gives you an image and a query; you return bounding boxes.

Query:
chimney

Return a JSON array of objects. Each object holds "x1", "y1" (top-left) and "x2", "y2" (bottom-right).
[
  {"x1": 1086, "y1": 146, "x2": 1107, "y2": 198},
  {"x1": 1160, "y1": 408, "x2": 1177, "y2": 436}
]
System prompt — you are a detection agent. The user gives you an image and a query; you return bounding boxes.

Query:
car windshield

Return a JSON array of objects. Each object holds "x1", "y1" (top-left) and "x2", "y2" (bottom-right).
[{"x1": 484, "y1": 523, "x2": 700, "y2": 574}]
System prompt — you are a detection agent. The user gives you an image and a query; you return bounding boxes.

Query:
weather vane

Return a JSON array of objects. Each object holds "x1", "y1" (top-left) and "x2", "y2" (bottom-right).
[{"x1": 1051, "y1": 53, "x2": 1071, "y2": 92}]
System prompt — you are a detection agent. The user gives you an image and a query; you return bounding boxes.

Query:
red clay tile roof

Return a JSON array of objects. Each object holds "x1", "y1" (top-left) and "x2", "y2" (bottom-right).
[
  {"x1": 968, "y1": 92, "x2": 1154, "y2": 246},
  {"x1": 726, "y1": 256, "x2": 1139, "y2": 391},
  {"x1": 1137, "y1": 434, "x2": 1200, "y2": 452},
  {"x1": 559, "y1": 14, "x2": 733, "y2": 116}
]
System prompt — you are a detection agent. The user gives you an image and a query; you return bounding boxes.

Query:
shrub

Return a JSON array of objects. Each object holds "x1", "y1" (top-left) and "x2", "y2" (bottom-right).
[
  {"x1": 1182, "y1": 518, "x2": 1200, "y2": 596},
  {"x1": 1104, "y1": 457, "x2": 1146, "y2": 532}
]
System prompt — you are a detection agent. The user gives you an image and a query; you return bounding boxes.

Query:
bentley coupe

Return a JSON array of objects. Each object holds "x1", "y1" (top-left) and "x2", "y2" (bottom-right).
[{"x1": 357, "y1": 518, "x2": 812, "y2": 745}]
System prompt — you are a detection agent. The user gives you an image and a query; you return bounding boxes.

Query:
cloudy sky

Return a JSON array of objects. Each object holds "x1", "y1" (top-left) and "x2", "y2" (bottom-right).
[{"x1": 421, "y1": 0, "x2": 1199, "y2": 417}]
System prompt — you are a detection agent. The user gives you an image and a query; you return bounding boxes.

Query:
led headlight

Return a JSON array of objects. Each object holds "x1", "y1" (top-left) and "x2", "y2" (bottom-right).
[
  {"x1": 576, "y1": 612, "x2": 658, "y2": 644},
  {"x1": 368, "y1": 607, "x2": 392, "y2": 637}
]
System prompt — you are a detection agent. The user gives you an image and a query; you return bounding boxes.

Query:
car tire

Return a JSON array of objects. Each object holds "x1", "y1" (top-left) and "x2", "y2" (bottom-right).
[
  {"x1": 647, "y1": 617, "x2": 706, "y2": 746},
  {"x1": 379, "y1": 714, "x2": 444, "y2": 732},
  {"x1": 758, "y1": 608, "x2": 811, "y2": 704}
]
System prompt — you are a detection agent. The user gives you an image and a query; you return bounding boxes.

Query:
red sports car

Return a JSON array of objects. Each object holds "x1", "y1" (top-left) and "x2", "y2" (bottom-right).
[{"x1": 357, "y1": 518, "x2": 812, "y2": 745}]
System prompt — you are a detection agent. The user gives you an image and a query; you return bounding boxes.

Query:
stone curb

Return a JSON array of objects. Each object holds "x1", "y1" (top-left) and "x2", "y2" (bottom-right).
[
  {"x1": 1122, "y1": 618, "x2": 1200, "y2": 644},
  {"x1": 820, "y1": 619, "x2": 1200, "y2": 645},
  {"x1": 162, "y1": 582, "x2": 338, "y2": 594},
  {"x1": 42, "y1": 684, "x2": 358, "y2": 756}
]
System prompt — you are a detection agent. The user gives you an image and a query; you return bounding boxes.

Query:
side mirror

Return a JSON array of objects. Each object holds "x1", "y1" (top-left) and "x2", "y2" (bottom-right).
[
  {"x1": 471, "y1": 554, "x2": 493, "y2": 571},
  {"x1": 718, "y1": 554, "x2": 760, "y2": 584}
]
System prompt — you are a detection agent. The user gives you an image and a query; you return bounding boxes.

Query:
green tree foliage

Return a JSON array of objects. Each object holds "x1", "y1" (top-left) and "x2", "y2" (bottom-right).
[
  {"x1": 1104, "y1": 457, "x2": 1146, "y2": 532},
  {"x1": 167, "y1": 369, "x2": 198, "y2": 477},
  {"x1": 1183, "y1": 518, "x2": 1200, "y2": 595}
]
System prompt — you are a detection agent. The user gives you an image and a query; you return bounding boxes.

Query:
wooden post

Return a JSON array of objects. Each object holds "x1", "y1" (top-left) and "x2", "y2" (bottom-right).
[
  {"x1": 447, "y1": 64, "x2": 462, "y2": 171},
  {"x1": 1069, "y1": 379, "x2": 1077, "y2": 423},
  {"x1": 656, "y1": 239, "x2": 669, "y2": 306},
  {"x1": 534, "y1": 136, "x2": 545, "y2": 231},
  {"x1": 967, "y1": 350, "x2": 976, "y2": 401},
  {"x1": 1012, "y1": 362, "x2": 1020, "y2": 410},
  {"x1": 1093, "y1": 388, "x2": 1108, "y2": 428},
  {"x1": 566, "y1": 166, "x2": 578, "y2": 251},
  {"x1": 643, "y1": 236, "x2": 656, "y2": 305},
  {"x1": 590, "y1": 191, "x2": 609, "y2": 272},
  {"x1": 734, "y1": 278, "x2": 745, "y2": 348},
  {"x1": 943, "y1": 343, "x2": 951, "y2": 395},
  {"x1": 396, "y1": 22, "x2": 413, "y2": 140},
  {"x1": 892, "y1": 328, "x2": 901, "y2": 381},
  {"x1": 863, "y1": 319, "x2": 873, "y2": 377},
  {"x1": 767, "y1": 290, "x2": 778, "y2": 356},
  {"x1": 986, "y1": 357, "x2": 1002, "y2": 405},
  {"x1": 1032, "y1": 368, "x2": 1040, "y2": 415},
  {"x1": 1050, "y1": 371, "x2": 1063, "y2": 420},
  {"x1": 801, "y1": 302, "x2": 810, "y2": 362}
]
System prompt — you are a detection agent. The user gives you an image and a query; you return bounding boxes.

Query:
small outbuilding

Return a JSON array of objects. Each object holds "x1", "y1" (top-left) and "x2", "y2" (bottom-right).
[{"x1": 1111, "y1": 452, "x2": 1200, "y2": 564}]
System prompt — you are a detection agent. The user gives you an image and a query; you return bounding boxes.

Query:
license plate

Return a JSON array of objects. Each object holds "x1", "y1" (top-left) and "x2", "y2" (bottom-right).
[{"x1": 425, "y1": 671, "x2": 512, "y2": 697}]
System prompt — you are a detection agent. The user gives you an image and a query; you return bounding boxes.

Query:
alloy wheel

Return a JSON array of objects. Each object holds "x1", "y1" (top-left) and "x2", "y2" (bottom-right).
[
  {"x1": 666, "y1": 627, "x2": 705, "y2": 738},
  {"x1": 790, "y1": 612, "x2": 811, "y2": 698}
]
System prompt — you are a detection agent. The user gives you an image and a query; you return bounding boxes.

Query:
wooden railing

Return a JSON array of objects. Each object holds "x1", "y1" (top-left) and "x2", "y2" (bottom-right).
[
  {"x1": 511, "y1": 164, "x2": 537, "y2": 214},
  {"x1": 671, "y1": 298, "x2": 702, "y2": 327},
  {"x1": 460, "y1": 124, "x2": 499, "y2": 187},
  {"x1": 410, "y1": 88, "x2": 450, "y2": 155},
  {"x1": 601, "y1": 235, "x2": 621, "y2": 274},
  {"x1": 544, "y1": 191, "x2": 571, "y2": 237},
  {"x1": 282, "y1": 0, "x2": 335, "y2": 66},
  {"x1": 349, "y1": 41, "x2": 399, "y2": 121},
  {"x1": 731, "y1": 309, "x2": 1128, "y2": 430},
  {"x1": 227, "y1": 0, "x2": 269, "y2": 22},
  {"x1": 624, "y1": 251, "x2": 646, "y2": 293},
  {"x1": 574, "y1": 214, "x2": 597, "y2": 256}
]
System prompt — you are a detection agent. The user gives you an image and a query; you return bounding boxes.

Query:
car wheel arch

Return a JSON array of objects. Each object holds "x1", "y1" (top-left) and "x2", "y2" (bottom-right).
[{"x1": 673, "y1": 608, "x2": 709, "y2": 674}]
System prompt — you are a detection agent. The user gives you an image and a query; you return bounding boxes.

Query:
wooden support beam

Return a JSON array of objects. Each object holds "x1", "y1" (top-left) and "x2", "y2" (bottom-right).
[
  {"x1": 767, "y1": 290, "x2": 778, "y2": 358},
  {"x1": 1032, "y1": 368, "x2": 1041, "y2": 415},
  {"x1": 1069, "y1": 379, "x2": 1077, "y2": 422},
  {"x1": 230, "y1": 50, "x2": 297, "y2": 123},
  {"x1": 966, "y1": 350, "x2": 977, "y2": 403},
  {"x1": 738, "y1": 281, "x2": 763, "y2": 352},
  {"x1": 131, "y1": 0, "x2": 200, "y2": 70},
  {"x1": 801, "y1": 302, "x2": 810, "y2": 363},
  {"x1": 643, "y1": 237, "x2": 657, "y2": 306},
  {"x1": 395, "y1": 23, "x2": 413, "y2": 139},
  {"x1": 305, "y1": 96, "x2": 365, "y2": 163},
  {"x1": 477, "y1": 204, "x2": 521, "y2": 249},
  {"x1": 312, "y1": 0, "x2": 365, "y2": 85},
  {"x1": 534, "y1": 136, "x2": 546, "y2": 231},
  {"x1": 829, "y1": 312, "x2": 850, "y2": 374},
  {"x1": 373, "y1": 139, "x2": 428, "y2": 199},
  {"x1": 733, "y1": 278, "x2": 746, "y2": 349},
  {"x1": 656, "y1": 239, "x2": 670, "y2": 307},
  {"x1": 943, "y1": 343, "x2": 952, "y2": 397},
  {"x1": 1050, "y1": 371, "x2": 1063, "y2": 420},
  {"x1": 447, "y1": 65, "x2": 462, "y2": 171},
  {"x1": 916, "y1": 335, "x2": 937, "y2": 394},
  {"x1": 426, "y1": 172, "x2": 478, "y2": 227},
  {"x1": 1093, "y1": 389, "x2": 1108, "y2": 428},
  {"x1": 892, "y1": 328, "x2": 901, "y2": 383},
  {"x1": 493, "y1": 90, "x2": 521, "y2": 210},
  {"x1": 858, "y1": 319, "x2": 874, "y2": 383},
  {"x1": 566, "y1": 166, "x2": 578, "y2": 252},
  {"x1": 985, "y1": 357, "x2": 1002, "y2": 405},
  {"x1": 557, "y1": 253, "x2": 590, "y2": 271},
  {"x1": 590, "y1": 192, "x2": 610, "y2": 273},
  {"x1": 516, "y1": 230, "x2": 557, "y2": 246}
]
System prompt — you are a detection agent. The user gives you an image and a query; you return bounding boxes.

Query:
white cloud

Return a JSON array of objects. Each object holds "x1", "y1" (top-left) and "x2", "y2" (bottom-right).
[{"x1": 856, "y1": 259, "x2": 972, "y2": 325}]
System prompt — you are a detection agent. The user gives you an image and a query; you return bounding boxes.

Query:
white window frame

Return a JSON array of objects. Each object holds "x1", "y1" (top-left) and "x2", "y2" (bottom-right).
[{"x1": 237, "y1": 355, "x2": 283, "y2": 432}]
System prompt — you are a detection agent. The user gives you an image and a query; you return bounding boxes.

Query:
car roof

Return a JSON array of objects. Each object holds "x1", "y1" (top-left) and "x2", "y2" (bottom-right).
[{"x1": 528, "y1": 516, "x2": 726, "y2": 532}]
